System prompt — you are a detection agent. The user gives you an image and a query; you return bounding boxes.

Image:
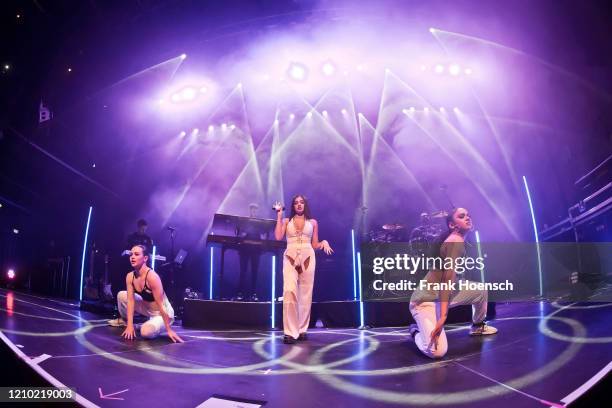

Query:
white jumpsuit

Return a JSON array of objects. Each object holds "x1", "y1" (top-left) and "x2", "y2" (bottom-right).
[{"x1": 282, "y1": 218, "x2": 316, "y2": 339}]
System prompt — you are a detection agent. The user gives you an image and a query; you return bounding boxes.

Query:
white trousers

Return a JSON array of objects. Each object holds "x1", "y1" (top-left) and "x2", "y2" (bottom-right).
[
  {"x1": 117, "y1": 290, "x2": 174, "y2": 339},
  {"x1": 409, "y1": 281, "x2": 488, "y2": 359},
  {"x1": 282, "y1": 249, "x2": 316, "y2": 339}
]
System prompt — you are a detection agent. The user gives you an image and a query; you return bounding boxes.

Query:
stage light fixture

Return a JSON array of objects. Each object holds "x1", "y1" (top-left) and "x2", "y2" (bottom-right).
[
  {"x1": 179, "y1": 131, "x2": 186, "y2": 138},
  {"x1": 449, "y1": 64, "x2": 461, "y2": 76},
  {"x1": 274, "y1": 119, "x2": 279, "y2": 125},
  {"x1": 307, "y1": 112, "x2": 313, "y2": 118},
  {"x1": 322, "y1": 110, "x2": 328, "y2": 116},
  {"x1": 192, "y1": 128, "x2": 199, "y2": 135},
  {"x1": 7, "y1": 269, "x2": 15, "y2": 280},
  {"x1": 424, "y1": 107, "x2": 429, "y2": 112},
  {"x1": 171, "y1": 93, "x2": 181, "y2": 102},
  {"x1": 221, "y1": 123, "x2": 227, "y2": 130},
  {"x1": 208, "y1": 125, "x2": 214, "y2": 132},
  {"x1": 200, "y1": 86, "x2": 207, "y2": 94},
  {"x1": 67, "y1": 68, "x2": 72, "y2": 73},
  {"x1": 287, "y1": 62, "x2": 308, "y2": 82},
  {"x1": 356, "y1": 65, "x2": 364, "y2": 72},
  {"x1": 3, "y1": 64, "x2": 9, "y2": 71},
  {"x1": 321, "y1": 61, "x2": 336, "y2": 76},
  {"x1": 453, "y1": 107, "x2": 460, "y2": 113},
  {"x1": 420, "y1": 65, "x2": 427, "y2": 71},
  {"x1": 409, "y1": 107, "x2": 415, "y2": 112},
  {"x1": 180, "y1": 54, "x2": 187, "y2": 60},
  {"x1": 402, "y1": 109, "x2": 408, "y2": 114},
  {"x1": 12, "y1": 228, "x2": 19, "y2": 234},
  {"x1": 181, "y1": 87, "x2": 197, "y2": 101},
  {"x1": 92, "y1": 163, "x2": 96, "y2": 168},
  {"x1": 465, "y1": 68, "x2": 473, "y2": 75},
  {"x1": 230, "y1": 124, "x2": 236, "y2": 130},
  {"x1": 440, "y1": 107, "x2": 445, "y2": 112},
  {"x1": 289, "y1": 113, "x2": 295, "y2": 119},
  {"x1": 0, "y1": 203, "x2": 3, "y2": 208},
  {"x1": 341, "y1": 108, "x2": 347, "y2": 114},
  {"x1": 434, "y1": 64, "x2": 444, "y2": 74}
]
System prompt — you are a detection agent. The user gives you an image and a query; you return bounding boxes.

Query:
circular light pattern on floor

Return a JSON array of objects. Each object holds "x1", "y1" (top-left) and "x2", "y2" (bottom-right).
[{"x1": 2, "y1": 291, "x2": 610, "y2": 405}]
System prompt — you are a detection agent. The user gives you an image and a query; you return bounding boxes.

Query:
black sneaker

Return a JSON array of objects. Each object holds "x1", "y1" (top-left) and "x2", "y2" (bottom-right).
[
  {"x1": 409, "y1": 324, "x2": 419, "y2": 339},
  {"x1": 298, "y1": 333, "x2": 308, "y2": 341},
  {"x1": 470, "y1": 322, "x2": 498, "y2": 336},
  {"x1": 283, "y1": 335, "x2": 297, "y2": 344}
]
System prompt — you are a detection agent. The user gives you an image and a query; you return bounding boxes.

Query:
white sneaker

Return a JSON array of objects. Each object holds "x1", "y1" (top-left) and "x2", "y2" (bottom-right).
[
  {"x1": 469, "y1": 322, "x2": 498, "y2": 336},
  {"x1": 107, "y1": 317, "x2": 127, "y2": 327}
]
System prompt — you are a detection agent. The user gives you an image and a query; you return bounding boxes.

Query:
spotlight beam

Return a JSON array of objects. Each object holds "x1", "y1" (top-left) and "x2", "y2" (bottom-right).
[
  {"x1": 430, "y1": 31, "x2": 522, "y2": 196},
  {"x1": 430, "y1": 27, "x2": 610, "y2": 100},
  {"x1": 404, "y1": 112, "x2": 520, "y2": 239},
  {"x1": 359, "y1": 114, "x2": 435, "y2": 210},
  {"x1": 162, "y1": 85, "x2": 245, "y2": 227}
]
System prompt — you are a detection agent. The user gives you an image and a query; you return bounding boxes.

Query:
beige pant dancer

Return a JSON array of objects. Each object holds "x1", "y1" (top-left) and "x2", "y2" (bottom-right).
[
  {"x1": 117, "y1": 290, "x2": 174, "y2": 338},
  {"x1": 282, "y1": 219, "x2": 315, "y2": 339},
  {"x1": 409, "y1": 281, "x2": 488, "y2": 359}
]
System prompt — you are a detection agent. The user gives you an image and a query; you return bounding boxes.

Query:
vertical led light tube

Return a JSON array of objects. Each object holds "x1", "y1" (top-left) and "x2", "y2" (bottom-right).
[
  {"x1": 523, "y1": 176, "x2": 543, "y2": 297},
  {"x1": 209, "y1": 246, "x2": 214, "y2": 300},
  {"x1": 151, "y1": 245, "x2": 157, "y2": 270},
  {"x1": 271, "y1": 255, "x2": 276, "y2": 328},
  {"x1": 351, "y1": 229, "x2": 357, "y2": 300},
  {"x1": 79, "y1": 206, "x2": 93, "y2": 301},
  {"x1": 357, "y1": 251, "x2": 364, "y2": 328},
  {"x1": 474, "y1": 231, "x2": 485, "y2": 283}
]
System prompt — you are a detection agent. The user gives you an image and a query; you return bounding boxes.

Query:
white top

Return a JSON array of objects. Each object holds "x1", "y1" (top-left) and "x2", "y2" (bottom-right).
[{"x1": 286, "y1": 218, "x2": 314, "y2": 249}]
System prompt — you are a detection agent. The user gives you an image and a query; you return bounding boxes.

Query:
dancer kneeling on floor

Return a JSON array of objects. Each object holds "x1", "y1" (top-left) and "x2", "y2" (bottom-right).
[
  {"x1": 409, "y1": 207, "x2": 496, "y2": 359},
  {"x1": 108, "y1": 245, "x2": 183, "y2": 343}
]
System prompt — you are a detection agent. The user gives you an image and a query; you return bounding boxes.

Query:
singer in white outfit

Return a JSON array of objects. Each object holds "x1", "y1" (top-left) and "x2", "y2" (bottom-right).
[{"x1": 274, "y1": 195, "x2": 333, "y2": 344}]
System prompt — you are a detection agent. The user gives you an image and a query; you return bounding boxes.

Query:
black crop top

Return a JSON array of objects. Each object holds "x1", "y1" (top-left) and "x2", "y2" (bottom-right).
[{"x1": 132, "y1": 269, "x2": 155, "y2": 302}]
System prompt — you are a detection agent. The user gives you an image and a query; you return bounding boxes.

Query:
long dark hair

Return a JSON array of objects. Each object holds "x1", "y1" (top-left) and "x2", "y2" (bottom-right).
[
  {"x1": 289, "y1": 194, "x2": 312, "y2": 220},
  {"x1": 430, "y1": 208, "x2": 459, "y2": 258}
]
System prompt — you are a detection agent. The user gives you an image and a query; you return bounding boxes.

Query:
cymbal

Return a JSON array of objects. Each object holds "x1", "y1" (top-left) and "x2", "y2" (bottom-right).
[{"x1": 382, "y1": 223, "x2": 405, "y2": 231}]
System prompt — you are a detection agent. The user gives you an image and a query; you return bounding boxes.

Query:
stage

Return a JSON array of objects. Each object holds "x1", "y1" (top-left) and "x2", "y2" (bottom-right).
[{"x1": 1, "y1": 288, "x2": 610, "y2": 407}]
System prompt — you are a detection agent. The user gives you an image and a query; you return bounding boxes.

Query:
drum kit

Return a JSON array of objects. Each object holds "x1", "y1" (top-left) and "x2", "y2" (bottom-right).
[{"x1": 368, "y1": 210, "x2": 449, "y2": 252}]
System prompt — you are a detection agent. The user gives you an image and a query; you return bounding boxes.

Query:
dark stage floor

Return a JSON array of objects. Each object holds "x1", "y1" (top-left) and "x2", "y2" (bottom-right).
[{"x1": 1, "y1": 288, "x2": 610, "y2": 408}]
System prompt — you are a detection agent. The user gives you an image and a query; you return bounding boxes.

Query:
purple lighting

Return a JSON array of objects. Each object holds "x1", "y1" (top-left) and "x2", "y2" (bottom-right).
[
  {"x1": 180, "y1": 87, "x2": 197, "y2": 101},
  {"x1": 287, "y1": 62, "x2": 308, "y2": 82},
  {"x1": 321, "y1": 61, "x2": 336, "y2": 76},
  {"x1": 7, "y1": 269, "x2": 15, "y2": 280},
  {"x1": 449, "y1": 64, "x2": 461, "y2": 76}
]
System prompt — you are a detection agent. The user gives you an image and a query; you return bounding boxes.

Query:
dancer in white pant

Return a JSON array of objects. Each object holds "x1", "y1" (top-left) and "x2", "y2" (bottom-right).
[
  {"x1": 409, "y1": 208, "x2": 497, "y2": 359},
  {"x1": 108, "y1": 245, "x2": 183, "y2": 343},
  {"x1": 274, "y1": 195, "x2": 333, "y2": 344}
]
